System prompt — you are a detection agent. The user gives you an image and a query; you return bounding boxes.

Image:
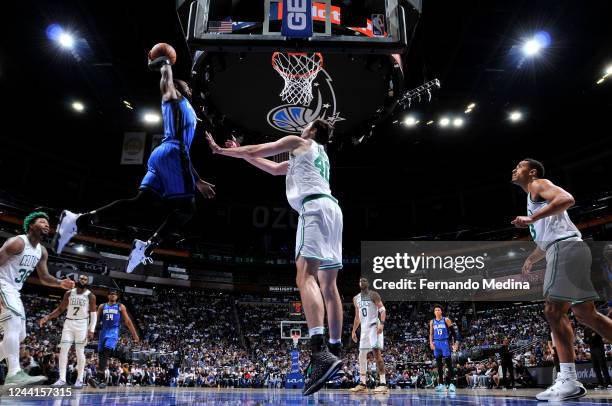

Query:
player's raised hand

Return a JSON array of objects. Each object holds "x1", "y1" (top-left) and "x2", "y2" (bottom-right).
[
  {"x1": 205, "y1": 132, "x2": 222, "y2": 154},
  {"x1": 60, "y1": 278, "x2": 75, "y2": 290},
  {"x1": 196, "y1": 179, "x2": 216, "y2": 199},
  {"x1": 225, "y1": 136, "x2": 240, "y2": 149}
]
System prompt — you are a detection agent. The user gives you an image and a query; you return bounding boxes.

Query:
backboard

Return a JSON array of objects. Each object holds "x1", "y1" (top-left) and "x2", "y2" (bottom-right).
[{"x1": 184, "y1": 0, "x2": 420, "y2": 54}]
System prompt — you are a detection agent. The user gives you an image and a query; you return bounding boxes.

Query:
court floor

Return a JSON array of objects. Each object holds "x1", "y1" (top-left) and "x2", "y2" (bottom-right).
[{"x1": 1, "y1": 387, "x2": 611, "y2": 405}]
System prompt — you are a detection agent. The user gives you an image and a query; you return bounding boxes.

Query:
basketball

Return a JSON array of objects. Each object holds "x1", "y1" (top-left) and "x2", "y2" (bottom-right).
[{"x1": 148, "y1": 43, "x2": 176, "y2": 65}]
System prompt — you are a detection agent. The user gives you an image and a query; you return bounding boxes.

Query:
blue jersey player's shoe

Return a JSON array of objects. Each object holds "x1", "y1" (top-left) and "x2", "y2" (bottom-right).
[
  {"x1": 126, "y1": 239, "x2": 153, "y2": 273},
  {"x1": 53, "y1": 210, "x2": 80, "y2": 254}
]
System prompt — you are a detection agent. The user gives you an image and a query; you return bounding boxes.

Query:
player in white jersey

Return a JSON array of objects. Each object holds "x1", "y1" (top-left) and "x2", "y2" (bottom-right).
[
  {"x1": 206, "y1": 119, "x2": 343, "y2": 396},
  {"x1": 511, "y1": 158, "x2": 612, "y2": 401},
  {"x1": 350, "y1": 277, "x2": 387, "y2": 394},
  {"x1": 39, "y1": 274, "x2": 97, "y2": 388},
  {"x1": 0, "y1": 212, "x2": 74, "y2": 386}
]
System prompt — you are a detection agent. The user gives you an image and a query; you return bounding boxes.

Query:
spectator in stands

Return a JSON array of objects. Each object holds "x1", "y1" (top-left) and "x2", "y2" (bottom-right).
[{"x1": 583, "y1": 325, "x2": 612, "y2": 389}]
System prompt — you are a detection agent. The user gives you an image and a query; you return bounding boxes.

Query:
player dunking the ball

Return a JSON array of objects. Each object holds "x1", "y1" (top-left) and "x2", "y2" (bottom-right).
[
  {"x1": 206, "y1": 119, "x2": 343, "y2": 396},
  {"x1": 39, "y1": 274, "x2": 97, "y2": 388},
  {"x1": 511, "y1": 158, "x2": 612, "y2": 401},
  {"x1": 429, "y1": 304, "x2": 460, "y2": 393},
  {"x1": 0, "y1": 212, "x2": 75, "y2": 385},
  {"x1": 53, "y1": 43, "x2": 215, "y2": 273},
  {"x1": 350, "y1": 277, "x2": 388, "y2": 394}
]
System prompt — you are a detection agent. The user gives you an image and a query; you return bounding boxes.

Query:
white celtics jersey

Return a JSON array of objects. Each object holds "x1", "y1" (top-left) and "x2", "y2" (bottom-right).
[
  {"x1": 527, "y1": 193, "x2": 581, "y2": 250},
  {"x1": 67, "y1": 288, "x2": 90, "y2": 320},
  {"x1": 286, "y1": 140, "x2": 332, "y2": 212},
  {"x1": 0, "y1": 235, "x2": 42, "y2": 291},
  {"x1": 356, "y1": 292, "x2": 379, "y2": 329}
]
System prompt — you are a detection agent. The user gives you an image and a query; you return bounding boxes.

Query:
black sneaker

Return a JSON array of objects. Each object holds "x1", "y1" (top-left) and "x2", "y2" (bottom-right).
[
  {"x1": 88, "y1": 376, "x2": 100, "y2": 388},
  {"x1": 328, "y1": 342, "x2": 343, "y2": 357},
  {"x1": 302, "y1": 349, "x2": 342, "y2": 396}
]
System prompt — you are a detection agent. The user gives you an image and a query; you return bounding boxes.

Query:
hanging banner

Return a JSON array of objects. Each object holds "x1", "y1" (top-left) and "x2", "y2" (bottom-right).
[{"x1": 120, "y1": 132, "x2": 146, "y2": 165}]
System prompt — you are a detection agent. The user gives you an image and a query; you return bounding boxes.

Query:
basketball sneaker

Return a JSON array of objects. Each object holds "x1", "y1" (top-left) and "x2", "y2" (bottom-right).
[
  {"x1": 435, "y1": 384, "x2": 447, "y2": 392},
  {"x1": 4, "y1": 370, "x2": 47, "y2": 386},
  {"x1": 53, "y1": 210, "x2": 80, "y2": 254},
  {"x1": 448, "y1": 383, "x2": 456, "y2": 392},
  {"x1": 349, "y1": 383, "x2": 368, "y2": 393},
  {"x1": 126, "y1": 239, "x2": 153, "y2": 273},
  {"x1": 52, "y1": 379, "x2": 66, "y2": 386},
  {"x1": 373, "y1": 385, "x2": 389, "y2": 394},
  {"x1": 73, "y1": 380, "x2": 84, "y2": 389},
  {"x1": 302, "y1": 349, "x2": 342, "y2": 396},
  {"x1": 535, "y1": 377, "x2": 586, "y2": 401}
]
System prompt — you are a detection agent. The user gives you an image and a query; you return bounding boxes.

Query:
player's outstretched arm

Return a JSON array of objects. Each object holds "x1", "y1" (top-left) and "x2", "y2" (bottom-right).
[
  {"x1": 39, "y1": 290, "x2": 70, "y2": 327},
  {"x1": 223, "y1": 137, "x2": 288, "y2": 176},
  {"x1": 36, "y1": 247, "x2": 75, "y2": 289},
  {"x1": 245, "y1": 158, "x2": 288, "y2": 176},
  {"x1": 0, "y1": 237, "x2": 24, "y2": 267},
  {"x1": 206, "y1": 132, "x2": 304, "y2": 159},
  {"x1": 159, "y1": 64, "x2": 178, "y2": 102},
  {"x1": 120, "y1": 304, "x2": 140, "y2": 343}
]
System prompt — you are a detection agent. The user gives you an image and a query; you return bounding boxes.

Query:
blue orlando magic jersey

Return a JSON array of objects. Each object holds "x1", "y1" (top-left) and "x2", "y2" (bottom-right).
[
  {"x1": 162, "y1": 97, "x2": 197, "y2": 150},
  {"x1": 102, "y1": 303, "x2": 121, "y2": 331},
  {"x1": 432, "y1": 317, "x2": 449, "y2": 340}
]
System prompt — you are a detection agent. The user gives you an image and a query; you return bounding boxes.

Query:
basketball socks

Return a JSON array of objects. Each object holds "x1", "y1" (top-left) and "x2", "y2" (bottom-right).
[
  {"x1": 559, "y1": 363, "x2": 577, "y2": 380},
  {"x1": 379, "y1": 373, "x2": 386, "y2": 384},
  {"x1": 308, "y1": 326, "x2": 325, "y2": 337}
]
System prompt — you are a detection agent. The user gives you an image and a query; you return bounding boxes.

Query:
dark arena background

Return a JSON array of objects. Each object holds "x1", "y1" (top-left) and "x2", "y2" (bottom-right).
[{"x1": 1, "y1": 0, "x2": 612, "y2": 405}]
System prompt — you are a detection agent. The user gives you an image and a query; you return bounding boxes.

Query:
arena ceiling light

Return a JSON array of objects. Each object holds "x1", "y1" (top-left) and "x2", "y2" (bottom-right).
[
  {"x1": 47, "y1": 24, "x2": 76, "y2": 49},
  {"x1": 439, "y1": 117, "x2": 450, "y2": 127},
  {"x1": 509, "y1": 111, "x2": 523, "y2": 122},
  {"x1": 522, "y1": 31, "x2": 551, "y2": 57},
  {"x1": 403, "y1": 116, "x2": 419, "y2": 127},
  {"x1": 59, "y1": 33, "x2": 75, "y2": 49},
  {"x1": 426, "y1": 120, "x2": 434, "y2": 126},
  {"x1": 143, "y1": 113, "x2": 161, "y2": 124},
  {"x1": 453, "y1": 118, "x2": 464, "y2": 128},
  {"x1": 71, "y1": 101, "x2": 85, "y2": 112},
  {"x1": 467, "y1": 103, "x2": 476, "y2": 109},
  {"x1": 75, "y1": 245, "x2": 85, "y2": 253}
]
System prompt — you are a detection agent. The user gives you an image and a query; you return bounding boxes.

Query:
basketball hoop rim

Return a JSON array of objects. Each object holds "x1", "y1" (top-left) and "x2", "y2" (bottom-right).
[{"x1": 272, "y1": 52, "x2": 324, "y2": 79}]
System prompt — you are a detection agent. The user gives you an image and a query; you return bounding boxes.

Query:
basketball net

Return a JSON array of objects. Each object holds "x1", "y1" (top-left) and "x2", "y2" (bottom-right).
[
  {"x1": 291, "y1": 331, "x2": 301, "y2": 349},
  {"x1": 272, "y1": 52, "x2": 324, "y2": 106}
]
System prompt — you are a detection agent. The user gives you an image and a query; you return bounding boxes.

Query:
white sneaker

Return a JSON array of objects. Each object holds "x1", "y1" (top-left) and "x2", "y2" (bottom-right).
[
  {"x1": 535, "y1": 378, "x2": 586, "y2": 401},
  {"x1": 53, "y1": 210, "x2": 80, "y2": 254},
  {"x1": 52, "y1": 379, "x2": 66, "y2": 386},
  {"x1": 126, "y1": 239, "x2": 153, "y2": 273},
  {"x1": 73, "y1": 380, "x2": 84, "y2": 389}
]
